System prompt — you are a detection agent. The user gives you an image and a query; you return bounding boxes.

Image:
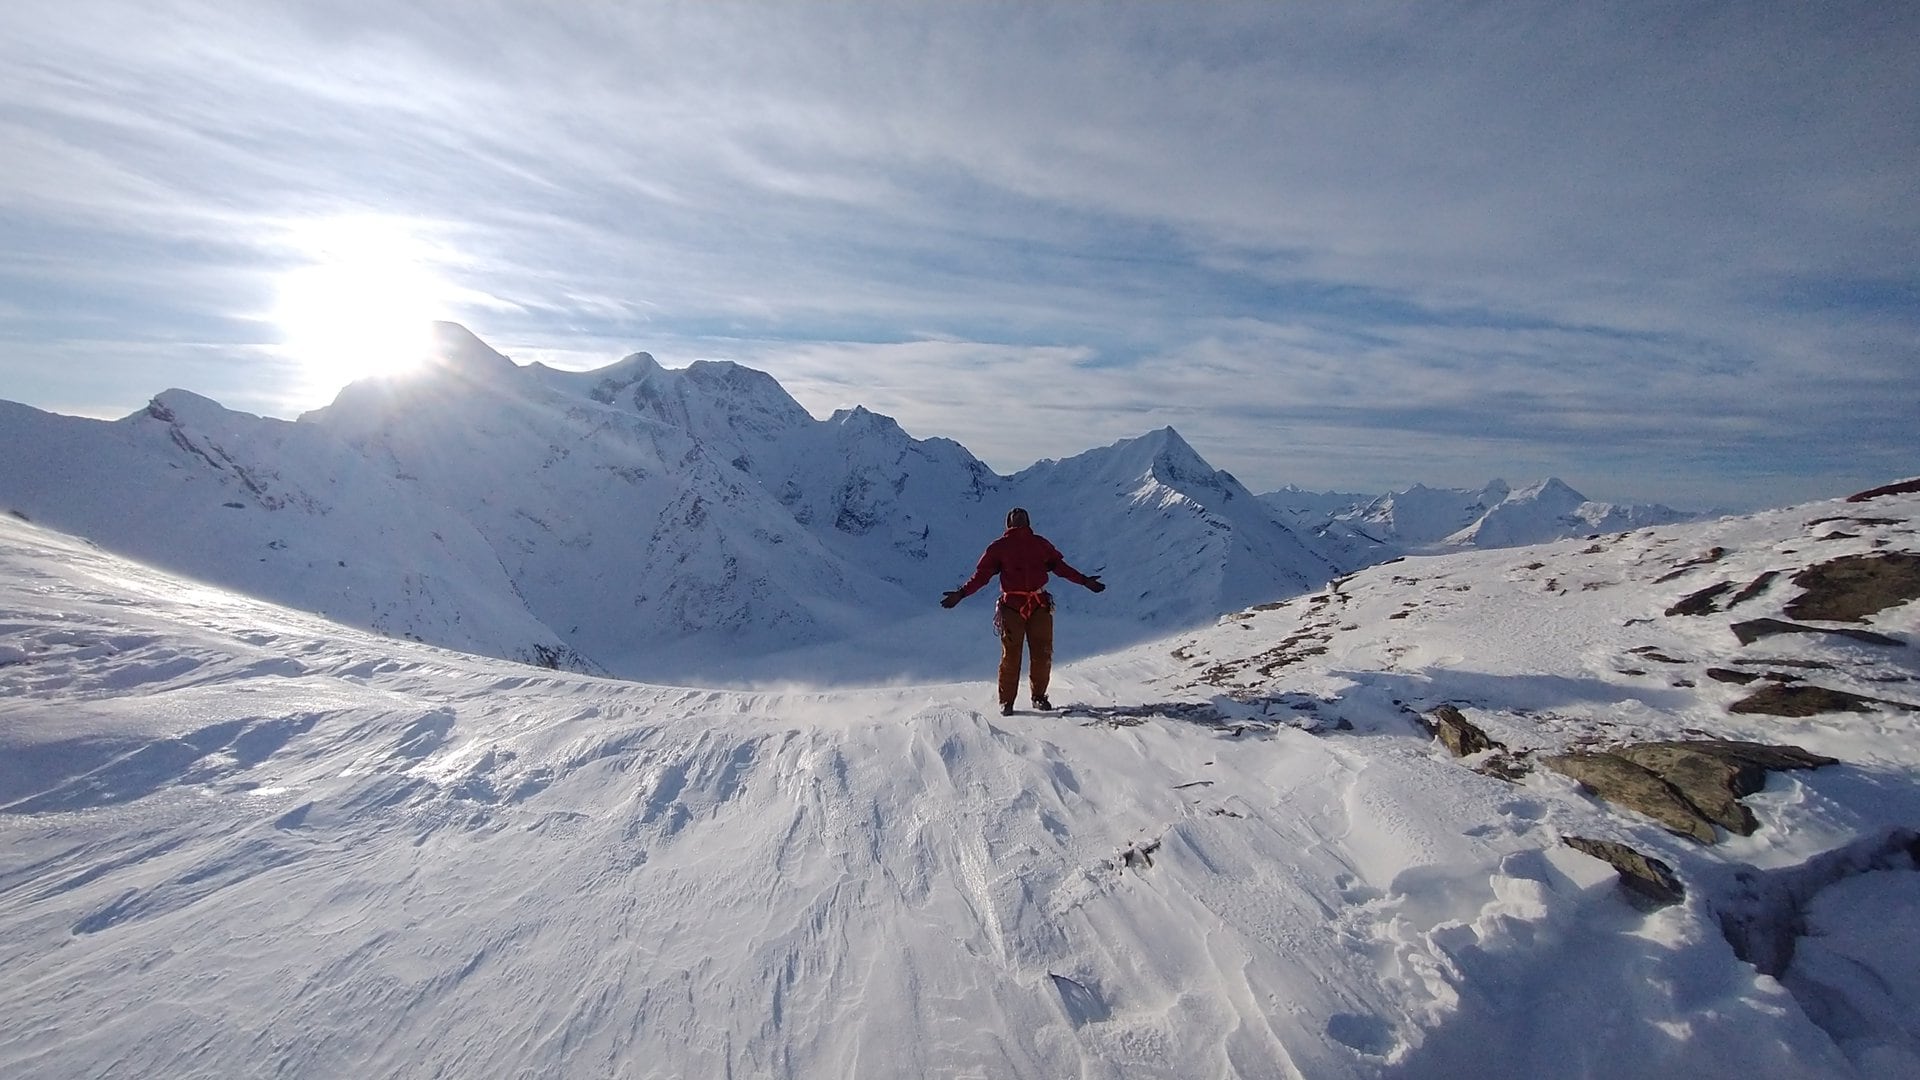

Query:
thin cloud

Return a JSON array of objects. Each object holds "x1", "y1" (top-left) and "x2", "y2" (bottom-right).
[{"x1": 0, "y1": 1, "x2": 1913, "y2": 508}]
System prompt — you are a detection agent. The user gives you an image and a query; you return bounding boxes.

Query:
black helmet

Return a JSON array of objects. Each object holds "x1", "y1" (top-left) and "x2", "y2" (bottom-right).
[{"x1": 1006, "y1": 507, "x2": 1031, "y2": 529}]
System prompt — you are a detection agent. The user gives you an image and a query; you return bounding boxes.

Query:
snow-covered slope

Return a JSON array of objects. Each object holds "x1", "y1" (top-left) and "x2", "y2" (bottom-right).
[
  {"x1": 1359, "y1": 479, "x2": 1517, "y2": 547},
  {"x1": 1445, "y1": 477, "x2": 1696, "y2": 548},
  {"x1": 0, "y1": 325, "x2": 1332, "y2": 681},
  {"x1": 3, "y1": 483, "x2": 1916, "y2": 1077},
  {"x1": 0, "y1": 390, "x2": 572, "y2": 668},
  {"x1": 1264, "y1": 477, "x2": 1698, "y2": 565}
]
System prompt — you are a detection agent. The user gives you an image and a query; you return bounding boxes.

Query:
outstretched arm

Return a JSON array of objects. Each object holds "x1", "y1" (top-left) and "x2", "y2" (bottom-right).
[
  {"x1": 942, "y1": 548, "x2": 1000, "y2": 607},
  {"x1": 1045, "y1": 545, "x2": 1105, "y2": 592}
]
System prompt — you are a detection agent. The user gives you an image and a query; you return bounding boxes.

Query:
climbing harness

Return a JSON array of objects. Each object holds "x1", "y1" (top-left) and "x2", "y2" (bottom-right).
[{"x1": 993, "y1": 589, "x2": 1053, "y2": 636}]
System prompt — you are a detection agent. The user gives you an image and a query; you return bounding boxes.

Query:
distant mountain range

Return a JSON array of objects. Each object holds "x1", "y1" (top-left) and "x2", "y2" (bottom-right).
[
  {"x1": 1261, "y1": 477, "x2": 1697, "y2": 565},
  {"x1": 0, "y1": 324, "x2": 1698, "y2": 678}
]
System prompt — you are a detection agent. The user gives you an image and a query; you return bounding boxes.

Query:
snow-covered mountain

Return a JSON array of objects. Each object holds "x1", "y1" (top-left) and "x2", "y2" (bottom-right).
[
  {"x1": 1264, "y1": 477, "x2": 1698, "y2": 565},
  {"x1": 4, "y1": 480, "x2": 1916, "y2": 1077},
  {"x1": 1009, "y1": 427, "x2": 1333, "y2": 624},
  {"x1": 0, "y1": 324, "x2": 1334, "y2": 681}
]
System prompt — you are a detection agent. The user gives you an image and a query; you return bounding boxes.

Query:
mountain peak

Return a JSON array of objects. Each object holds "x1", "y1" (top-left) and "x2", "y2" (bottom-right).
[
  {"x1": 1504, "y1": 477, "x2": 1586, "y2": 510},
  {"x1": 142, "y1": 388, "x2": 220, "y2": 423},
  {"x1": 609, "y1": 351, "x2": 660, "y2": 375},
  {"x1": 139, "y1": 388, "x2": 260, "y2": 429},
  {"x1": 428, "y1": 322, "x2": 516, "y2": 379},
  {"x1": 1026, "y1": 425, "x2": 1241, "y2": 504},
  {"x1": 829, "y1": 405, "x2": 906, "y2": 438}
]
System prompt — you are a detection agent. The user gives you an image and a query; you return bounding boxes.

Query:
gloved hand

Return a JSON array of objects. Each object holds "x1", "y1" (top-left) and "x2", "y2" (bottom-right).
[
  {"x1": 1085, "y1": 575, "x2": 1106, "y2": 593},
  {"x1": 940, "y1": 590, "x2": 964, "y2": 609}
]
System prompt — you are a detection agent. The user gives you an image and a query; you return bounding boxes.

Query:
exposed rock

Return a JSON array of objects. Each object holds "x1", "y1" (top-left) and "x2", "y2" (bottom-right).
[
  {"x1": 1544, "y1": 752, "x2": 1716, "y2": 842},
  {"x1": 1420, "y1": 705, "x2": 1502, "y2": 757},
  {"x1": 1666, "y1": 580, "x2": 1735, "y2": 616},
  {"x1": 1628, "y1": 646, "x2": 1688, "y2": 664},
  {"x1": 1728, "y1": 684, "x2": 1909, "y2": 717},
  {"x1": 1710, "y1": 668, "x2": 1802, "y2": 686},
  {"x1": 1784, "y1": 552, "x2": 1920, "y2": 622},
  {"x1": 1845, "y1": 477, "x2": 1920, "y2": 502},
  {"x1": 1809, "y1": 515, "x2": 1904, "y2": 528},
  {"x1": 1612, "y1": 741, "x2": 1837, "y2": 836},
  {"x1": 1724, "y1": 570, "x2": 1781, "y2": 609},
  {"x1": 1546, "y1": 740, "x2": 1839, "y2": 844},
  {"x1": 1120, "y1": 837, "x2": 1162, "y2": 871},
  {"x1": 1478, "y1": 753, "x2": 1534, "y2": 782},
  {"x1": 1730, "y1": 617, "x2": 1902, "y2": 647},
  {"x1": 1730, "y1": 657, "x2": 1832, "y2": 670},
  {"x1": 1563, "y1": 836, "x2": 1685, "y2": 907},
  {"x1": 1653, "y1": 546, "x2": 1728, "y2": 583}
]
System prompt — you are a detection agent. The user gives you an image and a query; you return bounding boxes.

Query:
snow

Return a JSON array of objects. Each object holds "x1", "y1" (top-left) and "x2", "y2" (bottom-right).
[
  {"x1": 0, "y1": 328, "x2": 1332, "y2": 684},
  {"x1": 1788, "y1": 866, "x2": 1920, "y2": 1070},
  {"x1": 1264, "y1": 477, "x2": 1698, "y2": 564},
  {"x1": 4, "y1": 481, "x2": 1918, "y2": 1077}
]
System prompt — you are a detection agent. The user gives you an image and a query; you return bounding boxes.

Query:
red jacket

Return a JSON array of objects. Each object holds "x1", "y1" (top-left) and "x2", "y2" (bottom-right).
[{"x1": 957, "y1": 526, "x2": 1095, "y2": 604}]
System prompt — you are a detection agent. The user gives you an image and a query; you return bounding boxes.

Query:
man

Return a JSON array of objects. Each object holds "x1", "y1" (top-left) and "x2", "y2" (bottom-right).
[{"x1": 942, "y1": 507, "x2": 1105, "y2": 715}]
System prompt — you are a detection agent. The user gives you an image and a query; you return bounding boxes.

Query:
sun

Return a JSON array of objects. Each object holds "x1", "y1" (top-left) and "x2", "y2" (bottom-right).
[{"x1": 273, "y1": 217, "x2": 452, "y2": 389}]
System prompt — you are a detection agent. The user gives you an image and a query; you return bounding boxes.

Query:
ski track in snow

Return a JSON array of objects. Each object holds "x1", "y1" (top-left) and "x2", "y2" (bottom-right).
[{"x1": 4, "y1": 499, "x2": 1919, "y2": 1078}]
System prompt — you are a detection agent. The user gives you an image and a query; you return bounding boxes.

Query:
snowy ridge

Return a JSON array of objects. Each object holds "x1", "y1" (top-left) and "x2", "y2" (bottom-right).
[
  {"x1": 1264, "y1": 477, "x2": 1698, "y2": 565},
  {"x1": 0, "y1": 390, "x2": 570, "y2": 668},
  {"x1": 0, "y1": 326, "x2": 1332, "y2": 681},
  {"x1": 3, "y1": 485, "x2": 1917, "y2": 1076}
]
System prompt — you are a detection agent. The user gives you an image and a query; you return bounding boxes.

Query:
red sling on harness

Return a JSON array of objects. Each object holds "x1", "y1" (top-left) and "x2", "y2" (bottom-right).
[{"x1": 1000, "y1": 588, "x2": 1050, "y2": 620}]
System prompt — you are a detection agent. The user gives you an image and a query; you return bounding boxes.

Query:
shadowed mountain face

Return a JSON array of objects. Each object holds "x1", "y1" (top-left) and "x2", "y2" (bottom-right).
[{"x1": 0, "y1": 325, "x2": 1336, "y2": 680}]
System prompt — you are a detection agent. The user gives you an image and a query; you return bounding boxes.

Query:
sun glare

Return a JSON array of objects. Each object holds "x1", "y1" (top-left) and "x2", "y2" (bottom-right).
[{"x1": 274, "y1": 218, "x2": 452, "y2": 390}]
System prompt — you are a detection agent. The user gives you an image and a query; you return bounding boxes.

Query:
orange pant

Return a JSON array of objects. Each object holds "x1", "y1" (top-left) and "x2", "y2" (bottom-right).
[{"x1": 998, "y1": 602, "x2": 1054, "y2": 706}]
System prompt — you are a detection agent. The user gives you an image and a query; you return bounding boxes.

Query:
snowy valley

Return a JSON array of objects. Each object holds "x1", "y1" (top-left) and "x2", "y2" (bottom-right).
[{"x1": 2, "y1": 462, "x2": 1918, "y2": 1076}]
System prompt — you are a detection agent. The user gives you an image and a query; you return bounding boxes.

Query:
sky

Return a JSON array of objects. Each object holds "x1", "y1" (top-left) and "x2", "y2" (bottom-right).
[{"x1": 0, "y1": 1, "x2": 1915, "y2": 511}]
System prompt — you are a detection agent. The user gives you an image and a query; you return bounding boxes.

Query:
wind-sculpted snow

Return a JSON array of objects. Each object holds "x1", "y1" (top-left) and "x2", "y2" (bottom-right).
[{"x1": 4, "y1": 487, "x2": 1919, "y2": 1076}]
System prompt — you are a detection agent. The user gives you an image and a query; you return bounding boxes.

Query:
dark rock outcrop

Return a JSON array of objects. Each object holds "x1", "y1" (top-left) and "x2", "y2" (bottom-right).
[
  {"x1": 1420, "y1": 705, "x2": 1502, "y2": 758},
  {"x1": 1545, "y1": 740, "x2": 1838, "y2": 844},
  {"x1": 1563, "y1": 836, "x2": 1685, "y2": 906},
  {"x1": 1614, "y1": 741, "x2": 1836, "y2": 835},
  {"x1": 1667, "y1": 581, "x2": 1735, "y2": 617},
  {"x1": 1545, "y1": 752, "x2": 1718, "y2": 842},
  {"x1": 1784, "y1": 552, "x2": 1920, "y2": 622},
  {"x1": 1727, "y1": 684, "x2": 1911, "y2": 717},
  {"x1": 1845, "y1": 477, "x2": 1920, "y2": 503},
  {"x1": 1724, "y1": 570, "x2": 1781, "y2": 609},
  {"x1": 1730, "y1": 618, "x2": 1902, "y2": 647}
]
